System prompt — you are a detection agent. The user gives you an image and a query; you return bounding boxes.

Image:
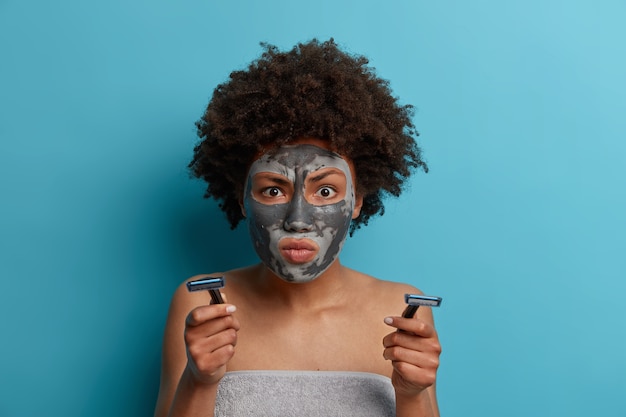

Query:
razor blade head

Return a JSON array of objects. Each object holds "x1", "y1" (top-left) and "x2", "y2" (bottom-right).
[
  {"x1": 186, "y1": 277, "x2": 225, "y2": 292},
  {"x1": 186, "y1": 277, "x2": 225, "y2": 304},
  {"x1": 404, "y1": 294, "x2": 442, "y2": 307},
  {"x1": 402, "y1": 293, "x2": 442, "y2": 319}
]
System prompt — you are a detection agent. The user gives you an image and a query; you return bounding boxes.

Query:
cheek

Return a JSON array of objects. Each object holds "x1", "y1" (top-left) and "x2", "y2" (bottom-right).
[
  {"x1": 247, "y1": 200, "x2": 288, "y2": 232},
  {"x1": 316, "y1": 203, "x2": 350, "y2": 228},
  {"x1": 312, "y1": 204, "x2": 352, "y2": 245}
]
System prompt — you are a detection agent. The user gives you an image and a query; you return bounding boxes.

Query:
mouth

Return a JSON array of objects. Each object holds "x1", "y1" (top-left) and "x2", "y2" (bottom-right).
[{"x1": 278, "y1": 238, "x2": 319, "y2": 264}]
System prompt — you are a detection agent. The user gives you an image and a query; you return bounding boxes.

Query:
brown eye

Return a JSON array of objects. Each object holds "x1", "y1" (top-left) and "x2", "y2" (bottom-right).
[
  {"x1": 263, "y1": 187, "x2": 284, "y2": 198},
  {"x1": 316, "y1": 186, "x2": 337, "y2": 199}
]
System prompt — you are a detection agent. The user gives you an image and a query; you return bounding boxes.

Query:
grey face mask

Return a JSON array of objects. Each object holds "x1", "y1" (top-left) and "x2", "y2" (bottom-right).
[{"x1": 243, "y1": 144, "x2": 356, "y2": 283}]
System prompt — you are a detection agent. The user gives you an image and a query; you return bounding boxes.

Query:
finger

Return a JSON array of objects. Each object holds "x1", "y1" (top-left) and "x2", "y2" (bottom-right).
[
  {"x1": 185, "y1": 314, "x2": 240, "y2": 346},
  {"x1": 187, "y1": 327, "x2": 238, "y2": 358},
  {"x1": 186, "y1": 327, "x2": 237, "y2": 376},
  {"x1": 390, "y1": 360, "x2": 438, "y2": 389},
  {"x1": 382, "y1": 330, "x2": 441, "y2": 354},
  {"x1": 384, "y1": 316, "x2": 435, "y2": 337},
  {"x1": 383, "y1": 345, "x2": 440, "y2": 371},
  {"x1": 186, "y1": 304, "x2": 237, "y2": 327},
  {"x1": 193, "y1": 343, "x2": 237, "y2": 375}
]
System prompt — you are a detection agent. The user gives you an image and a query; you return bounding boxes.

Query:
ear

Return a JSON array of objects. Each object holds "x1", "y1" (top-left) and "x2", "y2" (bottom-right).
[{"x1": 352, "y1": 194, "x2": 363, "y2": 220}]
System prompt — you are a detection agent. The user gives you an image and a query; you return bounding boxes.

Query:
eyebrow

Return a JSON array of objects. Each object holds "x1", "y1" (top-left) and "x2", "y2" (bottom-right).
[
  {"x1": 253, "y1": 173, "x2": 291, "y2": 186},
  {"x1": 308, "y1": 169, "x2": 345, "y2": 183}
]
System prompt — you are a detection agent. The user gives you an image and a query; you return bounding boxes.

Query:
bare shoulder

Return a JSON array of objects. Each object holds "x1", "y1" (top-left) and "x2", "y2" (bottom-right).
[
  {"x1": 348, "y1": 269, "x2": 434, "y2": 324},
  {"x1": 170, "y1": 266, "x2": 255, "y2": 309},
  {"x1": 350, "y1": 268, "x2": 423, "y2": 299},
  {"x1": 173, "y1": 265, "x2": 266, "y2": 314}
]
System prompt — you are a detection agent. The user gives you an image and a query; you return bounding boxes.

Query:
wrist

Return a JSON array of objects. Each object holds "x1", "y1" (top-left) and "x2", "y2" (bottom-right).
[
  {"x1": 392, "y1": 377, "x2": 427, "y2": 400},
  {"x1": 166, "y1": 368, "x2": 221, "y2": 417},
  {"x1": 181, "y1": 366, "x2": 222, "y2": 391},
  {"x1": 395, "y1": 389, "x2": 434, "y2": 417},
  {"x1": 394, "y1": 386, "x2": 426, "y2": 402}
]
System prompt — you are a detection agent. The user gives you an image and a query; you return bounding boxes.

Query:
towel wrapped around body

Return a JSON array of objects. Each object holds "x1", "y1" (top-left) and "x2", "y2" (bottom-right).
[{"x1": 215, "y1": 370, "x2": 396, "y2": 417}]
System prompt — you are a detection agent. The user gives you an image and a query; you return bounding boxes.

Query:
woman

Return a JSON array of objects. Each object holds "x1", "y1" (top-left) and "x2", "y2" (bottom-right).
[{"x1": 154, "y1": 39, "x2": 441, "y2": 417}]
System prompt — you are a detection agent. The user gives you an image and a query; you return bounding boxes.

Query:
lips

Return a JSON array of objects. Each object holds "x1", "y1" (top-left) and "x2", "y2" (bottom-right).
[{"x1": 278, "y1": 238, "x2": 319, "y2": 264}]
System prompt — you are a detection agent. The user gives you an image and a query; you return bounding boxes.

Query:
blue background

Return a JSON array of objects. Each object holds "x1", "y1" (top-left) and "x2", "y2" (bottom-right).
[{"x1": 1, "y1": 1, "x2": 625, "y2": 416}]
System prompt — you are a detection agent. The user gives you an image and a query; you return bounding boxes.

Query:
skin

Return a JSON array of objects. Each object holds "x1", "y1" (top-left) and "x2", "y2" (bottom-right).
[{"x1": 154, "y1": 138, "x2": 441, "y2": 417}]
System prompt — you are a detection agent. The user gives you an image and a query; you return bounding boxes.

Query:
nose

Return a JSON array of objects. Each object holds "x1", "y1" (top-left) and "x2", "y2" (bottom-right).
[{"x1": 283, "y1": 194, "x2": 314, "y2": 232}]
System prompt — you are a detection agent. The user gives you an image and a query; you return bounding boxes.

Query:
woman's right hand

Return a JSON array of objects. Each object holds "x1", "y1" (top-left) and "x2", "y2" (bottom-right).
[{"x1": 183, "y1": 303, "x2": 240, "y2": 386}]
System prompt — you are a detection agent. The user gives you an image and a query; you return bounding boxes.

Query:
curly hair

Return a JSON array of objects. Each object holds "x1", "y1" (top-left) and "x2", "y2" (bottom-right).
[{"x1": 190, "y1": 39, "x2": 427, "y2": 234}]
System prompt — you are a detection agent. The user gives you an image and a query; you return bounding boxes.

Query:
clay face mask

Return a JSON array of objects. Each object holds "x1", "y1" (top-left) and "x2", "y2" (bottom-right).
[{"x1": 243, "y1": 144, "x2": 356, "y2": 283}]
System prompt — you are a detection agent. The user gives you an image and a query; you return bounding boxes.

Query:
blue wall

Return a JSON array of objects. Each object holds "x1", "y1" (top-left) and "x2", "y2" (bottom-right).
[{"x1": 1, "y1": 1, "x2": 625, "y2": 416}]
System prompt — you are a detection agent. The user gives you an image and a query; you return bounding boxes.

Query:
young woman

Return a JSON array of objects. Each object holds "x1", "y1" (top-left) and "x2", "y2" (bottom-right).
[{"x1": 154, "y1": 39, "x2": 441, "y2": 417}]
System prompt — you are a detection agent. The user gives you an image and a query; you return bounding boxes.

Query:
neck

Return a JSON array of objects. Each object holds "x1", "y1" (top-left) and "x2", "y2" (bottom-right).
[{"x1": 254, "y1": 259, "x2": 352, "y2": 312}]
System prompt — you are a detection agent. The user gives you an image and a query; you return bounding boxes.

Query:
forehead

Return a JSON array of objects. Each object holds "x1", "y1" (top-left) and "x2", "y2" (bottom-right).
[{"x1": 248, "y1": 144, "x2": 351, "y2": 177}]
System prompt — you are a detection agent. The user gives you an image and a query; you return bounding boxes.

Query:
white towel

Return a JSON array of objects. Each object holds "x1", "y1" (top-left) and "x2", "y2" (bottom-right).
[{"x1": 215, "y1": 370, "x2": 396, "y2": 417}]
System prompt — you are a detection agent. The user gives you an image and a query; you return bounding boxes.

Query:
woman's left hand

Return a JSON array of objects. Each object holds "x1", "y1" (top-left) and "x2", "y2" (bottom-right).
[{"x1": 382, "y1": 316, "x2": 442, "y2": 397}]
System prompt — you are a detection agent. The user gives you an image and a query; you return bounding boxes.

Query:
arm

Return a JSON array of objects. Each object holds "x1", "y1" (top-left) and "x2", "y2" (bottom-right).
[
  {"x1": 382, "y1": 307, "x2": 441, "y2": 417},
  {"x1": 154, "y1": 281, "x2": 240, "y2": 417}
]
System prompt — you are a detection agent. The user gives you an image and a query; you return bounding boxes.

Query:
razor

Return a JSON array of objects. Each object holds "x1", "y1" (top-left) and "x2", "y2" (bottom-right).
[
  {"x1": 186, "y1": 277, "x2": 225, "y2": 304},
  {"x1": 402, "y1": 294, "x2": 442, "y2": 318}
]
